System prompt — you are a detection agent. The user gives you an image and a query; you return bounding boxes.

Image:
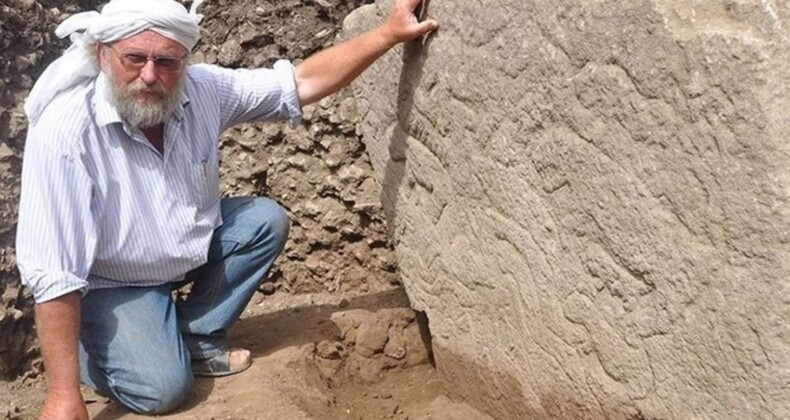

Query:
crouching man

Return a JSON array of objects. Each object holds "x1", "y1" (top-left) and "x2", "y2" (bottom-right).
[{"x1": 16, "y1": 0, "x2": 437, "y2": 417}]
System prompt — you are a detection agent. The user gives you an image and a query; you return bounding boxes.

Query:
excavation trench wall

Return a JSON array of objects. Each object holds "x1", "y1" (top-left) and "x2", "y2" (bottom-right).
[
  {"x1": 345, "y1": 1, "x2": 790, "y2": 418},
  {"x1": 1, "y1": 0, "x2": 396, "y2": 379}
]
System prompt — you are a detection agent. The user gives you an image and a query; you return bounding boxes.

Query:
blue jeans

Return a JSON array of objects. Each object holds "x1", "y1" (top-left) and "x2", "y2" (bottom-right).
[{"x1": 78, "y1": 197, "x2": 289, "y2": 414}]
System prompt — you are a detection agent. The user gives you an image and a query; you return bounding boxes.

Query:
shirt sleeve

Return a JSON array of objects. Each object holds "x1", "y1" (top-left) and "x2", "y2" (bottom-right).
[
  {"x1": 16, "y1": 130, "x2": 98, "y2": 303},
  {"x1": 193, "y1": 60, "x2": 303, "y2": 131}
]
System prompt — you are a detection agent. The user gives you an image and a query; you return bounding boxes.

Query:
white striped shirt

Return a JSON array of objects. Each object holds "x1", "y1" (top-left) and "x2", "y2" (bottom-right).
[{"x1": 16, "y1": 61, "x2": 302, "y2": 303}]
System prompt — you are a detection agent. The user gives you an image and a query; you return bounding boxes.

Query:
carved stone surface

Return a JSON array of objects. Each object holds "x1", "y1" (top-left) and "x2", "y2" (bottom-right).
[{"x1": 346, "y1": 1, "x2": 790, "y2": 418}]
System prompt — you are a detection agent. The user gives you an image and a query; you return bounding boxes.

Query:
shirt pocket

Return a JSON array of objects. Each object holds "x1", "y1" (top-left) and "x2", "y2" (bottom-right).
[{"x1": 188, "y1": 156, "x2": 221, "y2": 210}]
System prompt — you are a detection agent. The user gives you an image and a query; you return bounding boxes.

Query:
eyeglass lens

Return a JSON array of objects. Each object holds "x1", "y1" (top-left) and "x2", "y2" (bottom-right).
[
  {"x1": 104, "y1": 45, "x2": 184, "y2": 72},
  {"x1": 121, "y1": 53, "x2": 182, "y2": 71}
]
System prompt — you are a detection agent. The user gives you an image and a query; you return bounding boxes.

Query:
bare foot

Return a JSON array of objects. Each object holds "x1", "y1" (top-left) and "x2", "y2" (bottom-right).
[
  {"x1": 192, "y1": 348, "x2": 252, "y2": 377},
  {"x1": 229, "y1": 348, "x2": 251, "y2": 370}
]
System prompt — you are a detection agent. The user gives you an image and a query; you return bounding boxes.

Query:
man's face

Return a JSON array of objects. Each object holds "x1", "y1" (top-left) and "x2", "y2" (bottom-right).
[{"x1": 99, "y1": 30, "x2": 188, "y2": 128}]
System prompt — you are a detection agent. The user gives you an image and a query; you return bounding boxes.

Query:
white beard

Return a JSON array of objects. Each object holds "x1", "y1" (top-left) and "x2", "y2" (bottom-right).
[{"x1": 106, "y1": 67, "x2": 185, "y2": 129}]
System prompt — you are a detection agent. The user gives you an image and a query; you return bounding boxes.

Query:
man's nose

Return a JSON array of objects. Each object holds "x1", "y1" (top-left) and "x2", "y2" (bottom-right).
[{"x1": 139, "y1": 60, "x2": 158, "y2": 85}]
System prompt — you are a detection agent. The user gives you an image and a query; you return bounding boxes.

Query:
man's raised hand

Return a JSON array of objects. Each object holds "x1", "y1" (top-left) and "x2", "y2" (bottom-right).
[{"x1": 381, "y1": 0, "x2": 439, "y2": 45}]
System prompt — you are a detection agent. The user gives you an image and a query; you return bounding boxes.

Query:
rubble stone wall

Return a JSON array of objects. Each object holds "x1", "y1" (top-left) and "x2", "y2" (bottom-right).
[
  {"x1": 1, "y1": 0, "x2": 394, "y2": 380},
  {"x1": 346, "y1": 0, "x2": 790, "y2": 418}
]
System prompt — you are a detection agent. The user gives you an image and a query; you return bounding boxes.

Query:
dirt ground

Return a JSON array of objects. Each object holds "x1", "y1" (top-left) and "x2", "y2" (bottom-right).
[{"x1": 1, "y1": 289, "x2": 489, "y2": 420}]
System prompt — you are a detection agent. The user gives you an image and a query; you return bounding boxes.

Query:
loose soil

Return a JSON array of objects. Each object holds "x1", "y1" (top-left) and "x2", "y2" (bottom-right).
[{"x1": 2, "y1": 289, "x2": 488, "y2": 419}]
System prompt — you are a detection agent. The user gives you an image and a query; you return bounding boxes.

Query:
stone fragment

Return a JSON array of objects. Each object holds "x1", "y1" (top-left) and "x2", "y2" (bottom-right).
[
  {"x1": 259, "y1": 282, "x2": 276, "y2": 296},
  {"x1": 354, "y1": 317, "x2": 389, "y2": 358},
  {"x1": 383, "y1": 340, "x2": 406, "y2": 360},
  {"x1": 302, "y1": 104, "x2": 316, "y2": 122},
  {"x1": 315, "y1": 340, "x2": 344, "y2": 360},
  {"x1": 217, "y1": 38, "x2": 242, "y2": 66},
  {"x1": 337, "y1": 164, "x2": 366, "y2": 183}
]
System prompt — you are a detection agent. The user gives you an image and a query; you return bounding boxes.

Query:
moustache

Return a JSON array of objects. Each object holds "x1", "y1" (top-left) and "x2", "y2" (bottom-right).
[{"x1": 127, "y1": 81, "x2": 167, "y2": 98}]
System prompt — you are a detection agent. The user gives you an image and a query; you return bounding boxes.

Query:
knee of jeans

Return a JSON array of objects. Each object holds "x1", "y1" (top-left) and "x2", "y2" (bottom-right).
[
  {"x1": 116, "y1": 369, "x2": 193, "y2": 415},
  {"x1": 251, "y1": 198, "x2": 290, "y2": 249}
]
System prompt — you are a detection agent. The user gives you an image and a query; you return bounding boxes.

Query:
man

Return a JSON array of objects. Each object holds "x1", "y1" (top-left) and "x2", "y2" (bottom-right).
[{"x1": 16, "y1": 0, "x2": 437, "y2": 417}]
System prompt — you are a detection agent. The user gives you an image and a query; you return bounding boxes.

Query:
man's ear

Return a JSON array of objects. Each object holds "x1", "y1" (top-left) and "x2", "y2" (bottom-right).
[{"x1": 96, "y1": 44, "x2": 109, "y2": 71}]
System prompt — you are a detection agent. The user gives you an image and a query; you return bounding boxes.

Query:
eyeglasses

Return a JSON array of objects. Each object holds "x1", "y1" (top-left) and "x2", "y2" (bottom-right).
[{"x1": 103, "y1": 44, "x2": 186, "y2": 73}]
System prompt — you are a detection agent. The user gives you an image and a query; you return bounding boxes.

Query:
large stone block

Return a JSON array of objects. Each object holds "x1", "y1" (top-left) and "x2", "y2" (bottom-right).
[{"x1": 346, "y1": 0, "x2": 789, "y2": 418}]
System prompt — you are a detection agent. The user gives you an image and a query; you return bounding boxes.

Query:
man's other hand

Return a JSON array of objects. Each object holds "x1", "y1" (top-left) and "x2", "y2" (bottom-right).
[{"x1": 40, "y1": 387, "x2": 88, "y2": 420}]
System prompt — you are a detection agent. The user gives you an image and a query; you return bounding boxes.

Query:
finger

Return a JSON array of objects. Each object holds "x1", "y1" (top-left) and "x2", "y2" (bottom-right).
[
  {"x1": 414, "y1": 19, "x2": 438, "y2": 36},
  {"x1": 402, "y1": 0, "x2": 423, "y2": 13}
]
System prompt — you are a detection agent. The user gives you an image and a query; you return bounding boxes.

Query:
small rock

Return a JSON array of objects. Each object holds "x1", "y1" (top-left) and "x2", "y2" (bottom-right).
[
  {"x1": 286, "y1": 155, "x2": 308, "y2": 171},
  {"x1": 356, "y1": 318, "x2": 389, "y2": 358},
  {"x1": 10, "y1": 308, "x2": 23, "y2": 321},
  {"x1": 259, "y1": 282, "x2": 276, "y2": 295},
  {"x1": 300, "y1": 201, "x2": 323, "y2": 218},
  {"x1": 385, "y1": 345, "x2": 406, "y2": 360},
  {"x1": 315, "y1": 340, "x2": 343, "y2": 360},
  {"x1": 2, "y1": 285, "x2": 19, "y2": 301},
  {"x1": 325, "y1": 151, "x2": 344, "y2": 168},
  {"x1": 14, "y1": 55, "x2": 32, "y2": 72},
  {"x1": 13, "y1": 0, "x2": 35, "y2": 9},
  {"x1": 48, "y1": 7, "x2": 61, "y2": 20},
  {"x1": 302, "y1": 105, "x2": 316, "y2": 122},
  {"x1": 314, "y1": 28, "x2": 333, "y2": 39},
  {"x1": 217, "y1": 38, "x2": 243, "y2": 66},
  {"x1": 19, "y1": 74, "x2": 33, "y2": 89},
  {"x1": 338, "y1": 97, "x2": 358, "y2": 123},
  {"x1": 319, "y1": 96, "x2": 334, "y2": 109},
  {"x1": 338, "y1": 164, "x2": 366, "y2": 183}
]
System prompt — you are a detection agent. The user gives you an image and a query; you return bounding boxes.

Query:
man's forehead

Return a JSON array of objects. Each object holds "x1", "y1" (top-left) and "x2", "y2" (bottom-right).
[{"x1": 114, "y1": 30, "x2": 187, "y2": 55}]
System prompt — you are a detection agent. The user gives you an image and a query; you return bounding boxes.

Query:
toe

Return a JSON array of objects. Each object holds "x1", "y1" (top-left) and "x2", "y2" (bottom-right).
[{"x1": 229, "y1": 348, "x2": 251, "y2": 369}]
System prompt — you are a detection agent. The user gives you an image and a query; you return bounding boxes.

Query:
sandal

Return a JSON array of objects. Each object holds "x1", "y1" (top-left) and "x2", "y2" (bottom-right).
[{"x1": 192, "y1": 348, "x2": 252, "y2": 377}]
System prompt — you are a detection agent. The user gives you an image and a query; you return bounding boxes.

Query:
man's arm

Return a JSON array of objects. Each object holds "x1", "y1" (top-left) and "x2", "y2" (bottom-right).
[
  {"x1": 294, "y1": 0, "x2": 438, "y2": 106},
  {"x1": 36, "y1": 292, "x2": 88, "y2": 420},
  {"x1": 17, "y1": 125, "x2": 97, "y2": 418}
]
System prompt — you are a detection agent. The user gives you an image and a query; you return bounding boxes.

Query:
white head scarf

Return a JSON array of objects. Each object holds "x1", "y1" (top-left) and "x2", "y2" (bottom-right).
[{"x1": 25, "y1": 0, "x2": 206, "y2": 125}]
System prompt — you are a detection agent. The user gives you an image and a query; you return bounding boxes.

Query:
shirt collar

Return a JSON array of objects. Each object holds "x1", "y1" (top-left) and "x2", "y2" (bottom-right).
[
  {"x1": 93, "y1": 73, "x2": 123, "y2": 127},
  {"x1": 173, "y1": 82, "x2": 189, "y2": 121},
  {"x1": 92, "y1": 72, "x2": 190, "y2": 127}
]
